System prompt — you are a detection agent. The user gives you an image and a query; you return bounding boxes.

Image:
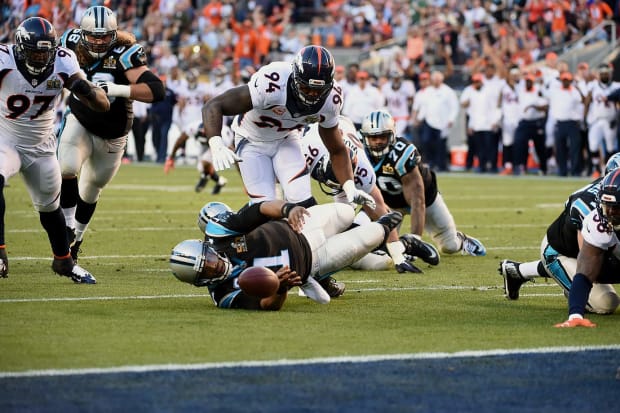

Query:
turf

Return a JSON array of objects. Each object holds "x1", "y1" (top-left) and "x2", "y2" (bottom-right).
[{"x1": 1, "y1": 163, "x2": 619, "y2": 374}]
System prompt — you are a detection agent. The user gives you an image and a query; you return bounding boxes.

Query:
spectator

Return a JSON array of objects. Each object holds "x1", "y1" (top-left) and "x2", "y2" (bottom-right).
[{"x1": 341, "y1": 70, "x2": 385, "y2": 129}]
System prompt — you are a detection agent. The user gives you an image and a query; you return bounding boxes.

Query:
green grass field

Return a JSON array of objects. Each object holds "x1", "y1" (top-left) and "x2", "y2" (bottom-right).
[{"x1": 1, "y1": 164, "x2": 618, "y2": 373}]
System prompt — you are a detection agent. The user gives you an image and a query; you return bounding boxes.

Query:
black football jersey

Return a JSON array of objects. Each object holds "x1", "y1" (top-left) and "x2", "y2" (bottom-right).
[
  {"x1": 207, "y1": 220, "x2": 313, "y2": 309},
  {"x1": 366, "y1": 137, "x2": 437, "y2": 208},
  {"x1": 546, "y1": 178, "x2": 602, "y2": 257},
  {"x1": 60, "y1": 29, "x2": 147, "y2": 139}
]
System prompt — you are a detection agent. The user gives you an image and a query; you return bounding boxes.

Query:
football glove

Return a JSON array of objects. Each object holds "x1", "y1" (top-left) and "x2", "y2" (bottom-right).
[
  {"x1": 164, "y1": 158, "x2": 175, "y2": 174},
  {"x1": 95, "y1": 81, "x2": 131, "y2": 98},
  {"x1": 343, "y1": 180, "x2": 376, "y2": 209},
  {"x1": 209, "y1": 135, "x2": 240, "y2": 171}
]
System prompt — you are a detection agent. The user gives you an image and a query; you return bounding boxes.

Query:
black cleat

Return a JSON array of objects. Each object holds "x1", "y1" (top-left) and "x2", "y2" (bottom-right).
[
  {"x1": 211, "y1": 177, "x2": 227, "y2": 195},
  {"x1": 195, "y1": 175, "x2": 208, "y2": 193},
  {"x1": 376, "y1": 211, "x2": 403, "y2": 234},
  {"x1": 498, "y1": 259, "x2": 529, "y2": 300},
  {"x1": 319, "y1": 276, "x2": 345, "y2": 298},
  {"x1": 400, "y1": 233, "x2": 440, "y2": 265},
  {"x1": 0, "y1": 247, "x2": 8, "y2": 278}
]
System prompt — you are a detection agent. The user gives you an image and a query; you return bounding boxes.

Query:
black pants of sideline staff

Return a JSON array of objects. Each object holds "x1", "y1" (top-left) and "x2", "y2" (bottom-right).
[
  {"x1": 514, "y1": 118, "x2": 547, "y2": 175},
  {"x1": 554, "y1": 119, "x2": 582, "y2": 176}
]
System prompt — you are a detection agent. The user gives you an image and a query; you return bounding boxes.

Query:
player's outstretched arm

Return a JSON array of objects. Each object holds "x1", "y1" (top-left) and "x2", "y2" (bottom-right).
[{"x1": 67, "y1": 75, "x2": 110, "y2": 112}]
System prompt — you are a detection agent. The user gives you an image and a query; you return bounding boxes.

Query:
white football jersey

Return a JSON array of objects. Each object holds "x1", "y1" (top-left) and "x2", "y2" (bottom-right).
[
  {"x1": 178, "y1": 81, "x2": 210, "y2": 126},
  {"x1": 0, "y1": 44, "x2": 81, "y2": 146},
  {"x1": 499, "y1": 82, "x2": 520, "y2": 123},
  {"x1": 587, "y1": 81, "x2": 620, "y2": 124},
  {"x1": 232, "y1": 61, "x2": 343, "y2": 142},
  {"x1": 581, "y1": 209, "x2": 620, "y2": 260},
  {"x1": 303, "y1": 116, "x2": 376, "y2": 195},
  {"x1": 381, "y1": 80, "x2": 415, "y2": 121}
]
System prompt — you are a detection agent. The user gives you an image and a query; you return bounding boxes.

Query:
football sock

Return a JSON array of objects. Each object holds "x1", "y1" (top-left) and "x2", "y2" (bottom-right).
[
  {"x1": 210, "y1": 171, "x2": 220, "y2": 182},
  {"x1": 520, "y1": 260, "x2": 542, "y2": 279},
  {"x1": 39, "y1": 208, "x2": 70, "y2": 257},
  {"x1": 536, "y1": 261, "x2": 549, "y2": 278},
  {"x1": 61, "y1": 177, "x2": 79, "y2": 228},
  {"x1": 75, "y1": 198, "x2": 97, "y2": 242},
  {"x1": 568, "y1": 274, "x2": 593, "y2": 317}
]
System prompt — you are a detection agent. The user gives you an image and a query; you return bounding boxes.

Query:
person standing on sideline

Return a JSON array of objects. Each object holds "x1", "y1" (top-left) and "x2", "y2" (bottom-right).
[
  {"x1": 460, "y1": 73, "x2": 501, "y2": 173},
  {"x1": 151, "y1": 76, "x2": 178, "y2": 163},
  {"x1": 418, "y1": 71, "x2": 459, "y2": 171},
  {"x1": 0, "y1": 17, "x2": 109, "y2": 283},
  {"x1": 131, "y1": 100, "x2": 150, "y2": 162},
  {"x1": 58, "y1": 6, "x2": 165, "y2": 263},
  {"x1": 341, "y1": 70, "x2": 385, "y2": 130},
  {"x1": 547, "y1": 71, "x2": 586, "y2": 176}
]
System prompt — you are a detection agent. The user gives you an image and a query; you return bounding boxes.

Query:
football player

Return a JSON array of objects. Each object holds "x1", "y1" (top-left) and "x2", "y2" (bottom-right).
[
  {"x1": 0, "y1": 17, "x2": 109, "y2": 283},
  {"x1": 170, "y1": 201, "x2": 402, "y2": 310},
  {"x1": 164, "y1": 69, "x2": 228, "y2": 194},
  {"x1": 555, "y1": 170, "x2": 620, "y2": 327},
  {"x1": 165, "y1": 121, "x2": 231, "y2": 194},
  {"x1": 200, "y1": 45, "x2": 375, "y2": 210},
  {"x1": 360, "y1": 110, "x2": 487, "y2": 256},
  {"x1": 587, "y1": 63, "x2": 620, "y2": 177},
  {"x1": 303, "y1": 116, "x2": 438, "y2": 273},
  {"x1": 499, "y1": 153, "x2": 620, "y2": 316},
  {"x1": 58, "y1": 6, "x2": 165, "y2": 264}
]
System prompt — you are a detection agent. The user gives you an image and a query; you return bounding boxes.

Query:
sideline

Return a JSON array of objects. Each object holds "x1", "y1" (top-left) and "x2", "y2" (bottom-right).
[{"x1": 1, "y1": 345, "x2": 618, "y2": 378}]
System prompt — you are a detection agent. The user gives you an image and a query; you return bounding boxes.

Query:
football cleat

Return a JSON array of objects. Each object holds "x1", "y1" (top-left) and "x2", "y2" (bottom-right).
[
  {"x1": 554, "y1": 317, "x2": 596, "y2": 328},
  {"x1": 298, "y1": 276, "x2": 330, "y2": 304},
  {"x1": 395, "y1": 260, "x2": 423, "y2": 274},
  {"x1": 376, "y1": 211, "x2": 403, "y2": 234},
  {"x1": 0, "y1": 247, "x2": 8, "y2": 278},
  {"x1": 400, "y1": 234, "x2": 440, "y2": 265},
  {"x1": 498, "y1": 259, "x2": 529, "y2": 300},
  {"x1": 319, "y1": 276, "x2": 345, "y2": 298},
  {"x1": 194, "y1": 174, "x2": 208, "y2": 193},
  {"x1": 70, "y1": 240, "x2": 82, "y2": 263},
  {"x1": 457, "y1": 232, "x2": 486, "y2": 256},
  {"x1": 212, "y1": 176, "x2": 228, "y2": 195},
  {"x1": 52, "y1": 256, "x2": 96, "y2": 284}
]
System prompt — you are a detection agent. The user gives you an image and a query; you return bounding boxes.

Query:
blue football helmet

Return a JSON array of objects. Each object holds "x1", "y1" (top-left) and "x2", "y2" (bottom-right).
[
  {"x1": 14, "y1": 17, "x2": 57, "y2": 76},
  {"x1": 598, "y1": 170, "x2": 620, "y2": 231},
  {"x1": 291, "y1": 45, "x2": 334, "y2": 108}
]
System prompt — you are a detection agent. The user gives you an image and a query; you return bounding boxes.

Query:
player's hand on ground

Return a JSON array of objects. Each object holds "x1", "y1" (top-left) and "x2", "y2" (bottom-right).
[
  {"x1": 275, "y1": 266, "x2": 302, "y2": 291},
  {"x1": 164, "y1": 158, "x2": 175, "y2": 174},
  {"x1": 209, "y1": 135, "x2": 241, "y2": 171},
  {"x1": 286, "y1": 206, "x2": 310, "y2": 233}
]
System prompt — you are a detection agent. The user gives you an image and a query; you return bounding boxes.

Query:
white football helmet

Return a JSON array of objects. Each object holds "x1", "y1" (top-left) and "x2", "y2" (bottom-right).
[
  {"x1": 197, "y1": 202, "x2": 232, "y2": 234},
  {"x1": 170, "y1": 239, "x2": 232, "y2": 286},
  {"x1": 80, "y1": 6, "x2": 118, "y2": 59},
  {"x1": 360, "y1": 110, "x2": 396, "y2": 158}
]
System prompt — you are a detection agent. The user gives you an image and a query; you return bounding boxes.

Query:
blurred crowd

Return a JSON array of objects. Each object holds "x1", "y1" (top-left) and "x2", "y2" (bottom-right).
[{"x1": 3, "y1": 0, "x2": 619, "y2": 83}]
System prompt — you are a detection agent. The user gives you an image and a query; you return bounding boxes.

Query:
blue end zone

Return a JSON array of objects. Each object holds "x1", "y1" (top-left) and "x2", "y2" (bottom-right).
[{"x1": 1, "y1": 349, "x2": 617, "y2": 412}]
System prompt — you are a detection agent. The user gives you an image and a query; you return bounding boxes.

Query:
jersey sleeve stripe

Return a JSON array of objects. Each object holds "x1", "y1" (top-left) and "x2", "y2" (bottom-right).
[
  {"x1": 119, "y1": 44, "x2": 142, "y2": 70},
  {"x1": 395, "y1": 146, "x2": 415, "y2": 176}
]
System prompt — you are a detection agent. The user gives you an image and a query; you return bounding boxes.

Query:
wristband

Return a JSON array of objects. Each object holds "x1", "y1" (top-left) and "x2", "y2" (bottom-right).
[
  {"x1": 281, "y1": 203, "x2": 296, "y2": 218},
  {"x1": 106, "y1": 83, "x2": 131, "y2": 98}
]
